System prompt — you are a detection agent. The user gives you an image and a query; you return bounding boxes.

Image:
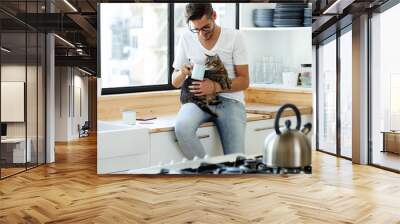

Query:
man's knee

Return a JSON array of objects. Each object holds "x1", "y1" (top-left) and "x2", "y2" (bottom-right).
[{"x1": 175, "y1": 119, "x2": 196, "y2": 138}]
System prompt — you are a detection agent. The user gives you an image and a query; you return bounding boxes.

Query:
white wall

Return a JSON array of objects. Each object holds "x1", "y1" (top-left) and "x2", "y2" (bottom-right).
[
  {"x1": 55, "y1": 67, "x2": 69, "y2": 141},
  {"x1": 242, "y1": 29, "x2": 312, "y2": 82},
  {"x1": 55, "y1": 67, "x2": 89, "y2": 141},
  {"x1": 1, "y1": 65, "x2": 39, "y2": 138},
  {"x1": 1, "y1": 65, "x2": 26, "y2": 141},
  {"x1": 71, "y1": 73, "x2": 89, "y2": 138}
]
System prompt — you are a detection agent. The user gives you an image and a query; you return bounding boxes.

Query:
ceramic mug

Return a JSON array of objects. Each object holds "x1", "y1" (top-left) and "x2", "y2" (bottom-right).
[{"x1": 191, "y1": 63, "x2": 206, "y2": 80}]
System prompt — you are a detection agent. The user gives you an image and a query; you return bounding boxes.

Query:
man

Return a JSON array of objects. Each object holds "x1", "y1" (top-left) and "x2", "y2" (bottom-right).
[{"x1": 172, "y1": 3, "x2": 249, "y2": 159}]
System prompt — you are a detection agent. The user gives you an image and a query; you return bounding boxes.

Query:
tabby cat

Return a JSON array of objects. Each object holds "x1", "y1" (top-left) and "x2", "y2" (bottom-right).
[{"x1": 180, "y1": 54, "x2": 232, "y2": 117}]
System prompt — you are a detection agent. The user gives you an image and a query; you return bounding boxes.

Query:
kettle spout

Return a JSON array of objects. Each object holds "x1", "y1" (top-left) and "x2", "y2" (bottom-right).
[{"x1": 301, "y1": 123, "x2": 312, "y2": 135}]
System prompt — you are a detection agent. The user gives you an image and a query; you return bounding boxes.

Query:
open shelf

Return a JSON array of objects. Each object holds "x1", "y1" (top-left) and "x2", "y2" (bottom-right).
[
  {"x1": 240, "y1": 27, "x2": 311, "y2": 31},
  {"x1": 239, "y1": 3, "x2": 312, "y2": 29}
]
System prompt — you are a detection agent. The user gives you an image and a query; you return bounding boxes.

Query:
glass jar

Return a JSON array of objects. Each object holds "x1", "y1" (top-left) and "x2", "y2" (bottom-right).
[
  {"x1": 262, "y1": 56, "x2": 273, "y2": 84},
  {"x1": 300, "y1": 64, "x2": 312, "y2": 87},
  {"x1": 273, "y1": 57, "x2": 283, "y2": 84},
  {"x1": 255, "y1": 60, "x2": 264, "y2": 83}
]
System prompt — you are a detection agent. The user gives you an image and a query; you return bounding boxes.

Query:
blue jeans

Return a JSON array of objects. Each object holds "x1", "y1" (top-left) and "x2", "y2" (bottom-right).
[{"x1": 174, "y1": 97, "x2": 246, "y2": 159}]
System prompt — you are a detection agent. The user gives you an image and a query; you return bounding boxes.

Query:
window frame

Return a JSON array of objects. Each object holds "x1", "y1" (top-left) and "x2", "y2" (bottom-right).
[{"x1": 368, "y1": 0, "x2": 400, "y2": 173}]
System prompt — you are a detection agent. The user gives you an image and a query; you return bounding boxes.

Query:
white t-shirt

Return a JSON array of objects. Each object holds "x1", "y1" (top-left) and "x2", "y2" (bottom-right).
[{"x1": 173, "y1": 28, "x2": 248, "y2": 104}]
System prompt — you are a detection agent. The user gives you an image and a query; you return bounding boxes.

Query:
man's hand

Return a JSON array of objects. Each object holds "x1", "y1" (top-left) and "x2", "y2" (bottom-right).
[
  {"x1": 172, "y1": 63, "x2": 193, "y2": 88},
  {"x1": 180, "y1": 64, "x2": 193, "y2": 77},
  {"x1": 189, "y1": 79, "x2": 220, "y2": 96}
]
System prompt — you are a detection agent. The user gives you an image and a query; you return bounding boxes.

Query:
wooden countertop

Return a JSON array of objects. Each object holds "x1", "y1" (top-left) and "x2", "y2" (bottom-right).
[
  {"x1": 136, "y1": 113, "x2": 272, "y2": 133},
  {"x1": 134, "y1": 103, "x2": 312, "y2": 133},
  {"x1": 248, "y1": 84, "x2": 313, "y2": 94},
  {"x1": 245, "y1": 103, "x2": 313, "y2": 118}
]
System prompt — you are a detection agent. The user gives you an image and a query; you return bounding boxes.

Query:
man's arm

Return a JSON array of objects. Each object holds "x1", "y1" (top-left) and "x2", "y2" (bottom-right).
[
  {"x1": 216, "y1": 64, "x2": 249, "y2": 93},
  {"x1": 172, "y1": 70, "x2": 185, "y2": 88}
]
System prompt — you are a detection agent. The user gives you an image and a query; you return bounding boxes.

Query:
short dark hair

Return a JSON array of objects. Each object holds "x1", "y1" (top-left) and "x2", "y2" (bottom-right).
[{"x1": 185, "y1": 3, "x2": 213, "y2": 23}]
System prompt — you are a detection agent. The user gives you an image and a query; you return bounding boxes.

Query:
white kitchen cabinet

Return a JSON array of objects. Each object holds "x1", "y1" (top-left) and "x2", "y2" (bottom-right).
[
  {"x1": 150, "y1": 126, "x2": 223, "y2": 166},
  {"x1": 97, "y1": 122, "x2": 149, "y2": 159},
  {"x1": 245, "y1": 119, "x2": 274, "y2": 156},
  {"x1": 97, "y1": 121, "x2": 150, "y2": 174},
  {"x1": 99, "y1": 153, "x2": 150, "y2": 174},
  {"x1": 98, "y1": 114, "x2": 313, "y2": 173},
  {"x1": 198, "y1": 126, "x2": 224, "y2": 157},
  {"x1": 150, "y1": 131, "x2": 183, "y2": 166}
]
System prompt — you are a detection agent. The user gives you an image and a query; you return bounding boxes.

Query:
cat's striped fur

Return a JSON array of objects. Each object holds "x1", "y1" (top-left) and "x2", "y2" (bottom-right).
[{"x1": 180, "y1": 54, "x2": 232, "y2": 117}]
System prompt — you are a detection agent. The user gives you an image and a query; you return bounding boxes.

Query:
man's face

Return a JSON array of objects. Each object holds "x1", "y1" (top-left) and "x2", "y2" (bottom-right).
[{"x1": 189, "y1": 14, "x2": 216, "y2": 41}]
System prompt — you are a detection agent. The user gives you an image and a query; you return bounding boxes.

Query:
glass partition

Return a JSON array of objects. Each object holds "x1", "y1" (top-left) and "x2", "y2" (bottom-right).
[{"x1": 0, "y1": 1, "x2": 46, "y2": 179}]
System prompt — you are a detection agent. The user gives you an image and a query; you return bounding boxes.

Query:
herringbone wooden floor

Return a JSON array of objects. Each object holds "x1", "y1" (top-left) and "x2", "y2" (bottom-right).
[{"x1": 1, "y1": 136, "x2": 400, "y2": 224}]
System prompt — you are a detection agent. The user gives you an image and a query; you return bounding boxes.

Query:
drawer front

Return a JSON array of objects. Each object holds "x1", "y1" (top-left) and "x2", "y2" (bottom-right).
[
  {"x1": 97, "y1": 128, "x2": 150, "y2": 159},
  {"x1": 245, "y1": 119, "x2": 274, "y2": 156},
  {"x1": 98, "y1": 153, "x2": 150, "y2": 174},
  {"x1": 150, "y1": 131, "x2": 184, "y2": 166},
  {"x1": 197, "y1": 126, "x2": 223, "y2": 157}
]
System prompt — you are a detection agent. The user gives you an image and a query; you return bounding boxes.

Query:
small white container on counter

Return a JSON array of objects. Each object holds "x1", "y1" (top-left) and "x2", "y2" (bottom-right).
[{"x1": 122, "y1": 109, "x2": 136, "y2": 125}]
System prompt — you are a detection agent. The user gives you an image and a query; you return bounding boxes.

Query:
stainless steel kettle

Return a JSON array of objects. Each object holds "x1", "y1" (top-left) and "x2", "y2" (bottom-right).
[{"x1": 263, "y1": 104, "x2": 312, "y2": 168}]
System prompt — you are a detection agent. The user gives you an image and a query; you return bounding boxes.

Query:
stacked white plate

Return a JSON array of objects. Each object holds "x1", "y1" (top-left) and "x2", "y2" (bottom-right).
[
  {"x1": 252, "y1": 9, "x2": 274, "y2": 27},
  {"x1": 273, "y1": 3, "x2": 308, "y2": 27},
  {"x1": 303, "y1": 8, "x2": 312, "y2": 27}
]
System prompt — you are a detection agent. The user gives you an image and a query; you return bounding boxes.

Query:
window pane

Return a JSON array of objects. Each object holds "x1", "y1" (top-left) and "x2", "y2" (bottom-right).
[
  {"x1": 100, "y1": 3, "x2": 169, "y2": 88},
  {"x1": 371, "y1": 4, "x2": 400, "y2": 171},
  {"x1": 317, "y1": 38, "x2": 337, "y2": 154},
  {"x1": 340, "y1": 29, "x2": 352, "y2": 158}
]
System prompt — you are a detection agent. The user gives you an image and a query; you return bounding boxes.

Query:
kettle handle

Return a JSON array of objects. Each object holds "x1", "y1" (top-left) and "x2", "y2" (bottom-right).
[{"x1": 274, "y1": 104, "x2": 301, "y2": 135}]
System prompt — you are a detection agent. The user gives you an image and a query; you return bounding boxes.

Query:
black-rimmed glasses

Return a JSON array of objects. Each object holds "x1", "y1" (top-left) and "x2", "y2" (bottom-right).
[{"x1": 188, "y1": 21, "x2": 215, "y2": 34}]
